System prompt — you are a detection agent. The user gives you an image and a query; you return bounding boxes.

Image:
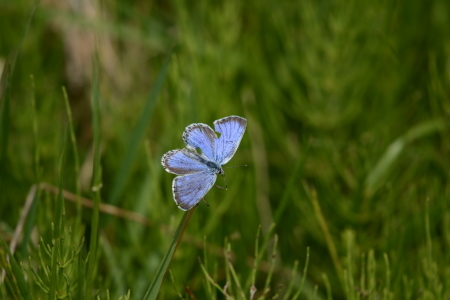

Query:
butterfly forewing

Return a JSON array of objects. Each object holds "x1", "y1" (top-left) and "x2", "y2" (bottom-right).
[
  {"x1": 213, "y1": 116, "x2": 247, "y2": 165},
  {"x1": 182, "y1": 123, "x2": 217, "y2": 161},
  {"x1": 173, "y1": 171, "x2": 217, "y2": 210},
  {"x1": 161, "y1": 149, "x2": 209, "y2": 175}
]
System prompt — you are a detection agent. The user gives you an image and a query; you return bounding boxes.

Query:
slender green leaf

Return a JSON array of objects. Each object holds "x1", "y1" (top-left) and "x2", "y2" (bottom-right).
[
  {"x1": 104, "y1": 58, "x2": 170, "y2": 225},
  {"x1": 0, "y1": 235, "x2": 32, "y2": 300},
  {"x1": 364, "y1": 119, "x2": 447, "y2": 196},
  {"x1": 0, "y1": 2, "x2": 38, "y2": 164},
  {"x1": 49, "y1": 127, "x2": 68, "y2": 300},
  {"x1": 86, "y1": 52, "x2": 102, "y2": 300},
  {"x1": 0, "y1": 74, "x2": 11, "y2": 164},
  {"x1": 142, "y1": 208, "x2": 195, "y2": 300},
  {"x1": 62, "y1": 86, "x2": 82, "y2": 223},
  {"x1": 292, "y1": 247, "x2": 310, "y2": 300},
  {"x1": 21, "y1": 75, "x2": 40, "y2": 259},
  {"x1": 273, "y1": 140, "x2": 310, "y2": 225}
]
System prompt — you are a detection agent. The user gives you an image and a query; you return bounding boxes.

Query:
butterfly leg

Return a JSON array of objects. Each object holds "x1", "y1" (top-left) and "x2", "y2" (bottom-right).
[
  {"x1": 214, "y1": 184, "x2": 227, "y2": 190},
  {"x1": 214, "y1": 174, "x2": 228, "y2": 190},
  {"x1": 202, "y1": 197, "x2": 210, "y2": 206}
]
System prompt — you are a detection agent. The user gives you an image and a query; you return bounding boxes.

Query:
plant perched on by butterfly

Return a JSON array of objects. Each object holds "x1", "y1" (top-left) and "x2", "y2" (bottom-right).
[
  {"x1": 161, "y1": 116, "x2": 247, "y2": 210},
  {"x1": 141, "y1": 116, "x2": 247, "y2": 300}
]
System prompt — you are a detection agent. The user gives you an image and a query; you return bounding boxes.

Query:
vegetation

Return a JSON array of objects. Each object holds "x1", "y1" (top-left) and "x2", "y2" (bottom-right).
[{"x1": 1, "y1": 0, "x2": 450, "y2": 299}]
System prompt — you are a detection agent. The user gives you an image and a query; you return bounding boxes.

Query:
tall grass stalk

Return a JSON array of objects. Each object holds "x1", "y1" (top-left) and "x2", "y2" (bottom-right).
[
  {"x1": 62, "y1": 86, "x2": 82, "y2": 224},
  {"x1": 0, "y1": 234, "x2": 31, "y2": 300},
  {"x1": 143, "y1": 208, "x2": 196, "y2": 300},
  {"x1": 105, "y1": 58, "x2": 170, "y2": 219},
  {"x1": 48, "y1": 128, "x2": 68, "y2": 300},
  {"x1": 85, "y1": 53, "x2": 102, "y2": 300}
]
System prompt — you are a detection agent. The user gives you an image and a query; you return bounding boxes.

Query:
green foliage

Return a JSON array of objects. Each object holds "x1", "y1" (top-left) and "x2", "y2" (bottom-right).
[
  {"x1": 143, "y1": 209, "x2": 196, "y2": 300},
  {"x1": 1, "y1": 0, "x2": 450, "y2": 299}
]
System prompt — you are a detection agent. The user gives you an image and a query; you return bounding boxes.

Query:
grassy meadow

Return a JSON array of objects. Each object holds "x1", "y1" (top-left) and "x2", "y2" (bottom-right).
[{"x1": 1, "y1": 0, "x2": 450, "y2": 299}]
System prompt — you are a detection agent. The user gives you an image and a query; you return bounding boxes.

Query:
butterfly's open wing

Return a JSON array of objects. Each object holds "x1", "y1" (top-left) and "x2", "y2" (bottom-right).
[
  {"x1": 173, "y1": 171, "x2": 217, "y2": 210},
  {"x1": 182, "y1": 123, "x2": 217, "y2": 161},
  {"x1": 161, "y1": 149, "x2": 209, "y2": 175},
  {"x1": 213, "y1": 116, "x2": 247, "y2": 165}
]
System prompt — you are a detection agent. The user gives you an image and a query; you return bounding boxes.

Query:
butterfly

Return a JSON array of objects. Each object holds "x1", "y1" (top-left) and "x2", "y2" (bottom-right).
[{"x1": 161, "y1": 116, "x2": 247, "y2": 210}]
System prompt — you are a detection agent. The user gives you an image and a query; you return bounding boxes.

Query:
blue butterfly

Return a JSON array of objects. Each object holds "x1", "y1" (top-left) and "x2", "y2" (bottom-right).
[{"x1": 161, "y1": 116, "x2": 247, "y2": 210}]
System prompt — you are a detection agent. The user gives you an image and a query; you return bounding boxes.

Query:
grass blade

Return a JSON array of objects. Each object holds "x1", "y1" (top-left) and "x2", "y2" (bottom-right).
[
  {"x1": 364, "y1": 118, "x2": 447, "y2": 196},
  {"x1": 0, "y1": 3, "x2": 38, "y2": 164},
  {"x1": 273, "y1": 140, "x2": 310, "y2": 225},
  {"x1": 0, "y1": 235, "x2": 32, "y2": 300},
  {"x1": 49, "y1": 126, "x2": 68, "y2": 299},
  {"x1": 292, "y1": 247, "x2": 310, "y2": 300},
  {"x1": 0, "y1": 74, "x2": 11, "y2": 164},
  {"x1": 18, "y1": 75, "x2": 40, "y2": 259},
  {"x1": 308, "y1": 187, "x2": 343, "y2": 285},
  {"x1": 86, "y1": 52, "x2": 102, "y2": 300},
  {"x1": 142, "y1": 208, "x2": 196, "y2": 300},
  {"x1": 62, "y1": 86, "x2": 82, "y2": 223},
  {"x1": 105, "y1": 58, "x2": 170, "y2": 219}
]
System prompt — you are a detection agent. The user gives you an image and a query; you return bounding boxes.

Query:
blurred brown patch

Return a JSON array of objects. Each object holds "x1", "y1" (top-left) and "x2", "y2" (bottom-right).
[{"x1": 42, "y1": 0, "x2": 125, "y2": 146}]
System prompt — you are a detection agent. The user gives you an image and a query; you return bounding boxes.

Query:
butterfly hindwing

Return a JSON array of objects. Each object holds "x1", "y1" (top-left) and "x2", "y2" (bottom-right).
[{"x1": 173, "y1": 171, "x2": 217, "y2": 210}]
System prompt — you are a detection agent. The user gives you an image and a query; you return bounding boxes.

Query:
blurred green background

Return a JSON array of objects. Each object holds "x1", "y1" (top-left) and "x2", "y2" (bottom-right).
[{"x1": 1, "y1": 0, "x2": 450, "y2": 299}]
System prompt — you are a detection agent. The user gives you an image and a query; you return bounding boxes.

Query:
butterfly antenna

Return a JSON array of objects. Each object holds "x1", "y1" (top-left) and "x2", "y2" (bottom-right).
[{"x1": 223, "y1": 164, "x2": 248, "y2": 169}]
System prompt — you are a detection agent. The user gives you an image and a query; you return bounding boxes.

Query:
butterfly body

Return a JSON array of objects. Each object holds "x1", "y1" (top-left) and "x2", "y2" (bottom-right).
[
  {"x1": 161, "y1": 116, "x2": 247, "y2": 210},
  {"x1": 205, "y1": 160, "x2": 224, "y2": 175}
]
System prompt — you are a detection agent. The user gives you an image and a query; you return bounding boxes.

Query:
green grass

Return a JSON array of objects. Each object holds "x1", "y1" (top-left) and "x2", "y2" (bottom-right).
[{"x1": 1, "y1": 0, "x2": 450, "y2": 299}]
